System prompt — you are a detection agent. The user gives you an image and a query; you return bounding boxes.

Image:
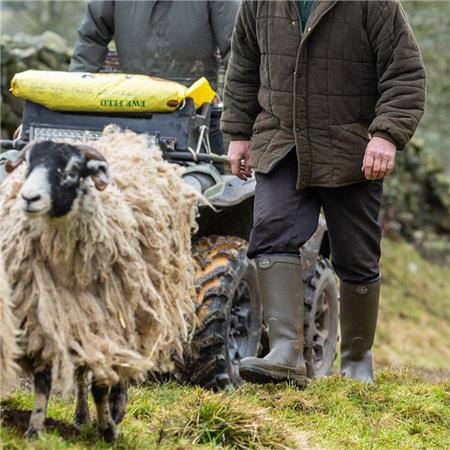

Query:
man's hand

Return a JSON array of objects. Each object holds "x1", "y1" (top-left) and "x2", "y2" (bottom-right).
[
  {"x1": 228, "y1": 140, "x2": 252, "y2": 181},
  {"x1": 362, "y1": 136, "x2": 397, "y2": 180}
]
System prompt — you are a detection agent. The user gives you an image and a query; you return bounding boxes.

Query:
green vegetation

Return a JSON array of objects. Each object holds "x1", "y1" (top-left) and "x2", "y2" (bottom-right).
[
  {"x1": 402, "y1": 1, "x2": 450, "y2": 168},
  {"x1": 376, "y1": 239, "x2": 450, "y2": 371},
  {"x1": 1, "y1": 372, "x2": 448, "y2": 449},
  {"x1": 383, "y1": 139, "x2": 450, "y2": 265},
  {"x1": 1, "y1": 239, "x2": 449, "y2": 449}
]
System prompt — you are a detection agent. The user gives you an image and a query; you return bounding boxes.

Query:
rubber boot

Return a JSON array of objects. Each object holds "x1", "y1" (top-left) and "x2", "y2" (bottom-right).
[
  {"x1": 340, "y1": 279, "x2": 380, "y2": 383},
  {"x1": 239, "y1": 254, "x2": 307, "y2": 387}
]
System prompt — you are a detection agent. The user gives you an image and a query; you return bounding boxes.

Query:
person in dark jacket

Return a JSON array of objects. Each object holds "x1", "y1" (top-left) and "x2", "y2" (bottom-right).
[
  {"x1": 221, "y1": 0, "x2": 426, "y2": 385},
  {"x1": 70, "y1": 0, "x2": 240, "y2": 154}
]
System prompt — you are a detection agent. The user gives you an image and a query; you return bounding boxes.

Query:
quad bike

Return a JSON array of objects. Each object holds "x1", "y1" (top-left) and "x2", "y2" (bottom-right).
[{"x1": 0, "y1": 98, "x2": 339, "y2": 389}]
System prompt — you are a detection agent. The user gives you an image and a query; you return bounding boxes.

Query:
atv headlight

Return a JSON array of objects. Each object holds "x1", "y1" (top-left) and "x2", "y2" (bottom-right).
[{"x1": 30, "y1": 126, "x2": 103, "y2": 143}]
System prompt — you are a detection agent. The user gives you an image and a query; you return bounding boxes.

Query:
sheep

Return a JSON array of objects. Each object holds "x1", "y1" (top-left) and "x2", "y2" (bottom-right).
[
  {"x1": 0, "y1": 126, "x2": 198, "y2": 440},
  {"x1": 0, "y1": 252, "x2": 21, "y2": 396}
]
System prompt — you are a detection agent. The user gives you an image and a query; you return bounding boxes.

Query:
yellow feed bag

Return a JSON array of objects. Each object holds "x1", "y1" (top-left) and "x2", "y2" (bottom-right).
[{"x1": 10, "y1": 70, "x2": 215, "y2": 113}]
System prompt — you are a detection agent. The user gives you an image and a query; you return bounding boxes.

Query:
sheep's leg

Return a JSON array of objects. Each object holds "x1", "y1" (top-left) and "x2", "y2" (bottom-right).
[
  {"x1": 25, "y1": 368, "x2": 51, "y2": 439},
  {"x1": 109, "y1": 381, "x2": 128, "y2": 424},
  {"x1": 73, "y1": 367, "x2": 91, "y2": 428},
  {"x1": 92, "y1": 382, "x2": 117, "y2": 442}
]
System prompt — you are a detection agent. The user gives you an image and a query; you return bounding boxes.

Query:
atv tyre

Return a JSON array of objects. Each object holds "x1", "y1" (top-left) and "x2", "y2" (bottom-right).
[
  {"x1": 304, "y1": 258, "x2": 339, "y2": 378},
  {"x1": 181, "y1": 236, "x2": 261, "y2": 389}
]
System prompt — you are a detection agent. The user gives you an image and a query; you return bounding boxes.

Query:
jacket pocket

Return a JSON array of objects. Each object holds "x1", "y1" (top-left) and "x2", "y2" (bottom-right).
[
  {"x1": 329, "y1": 123, "x2": 369, "y2": 185},
  {"x1": 341, "y1": 123, "x2": 370, "y2": 141},
  {"x1": 253, "y1": 111, "x2": 280, "y2": 135}
]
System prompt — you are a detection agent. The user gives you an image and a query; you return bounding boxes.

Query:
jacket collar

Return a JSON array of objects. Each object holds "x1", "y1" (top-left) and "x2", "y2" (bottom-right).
[{"x1": 301, "y1": 0, "x2": 338, "y2": 44}]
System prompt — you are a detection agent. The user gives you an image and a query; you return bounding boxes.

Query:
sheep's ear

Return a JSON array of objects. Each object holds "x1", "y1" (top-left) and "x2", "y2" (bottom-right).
[
  {"x1": 78, "y1": 145, "x2": 110, "y2": 191},
  {"x1": 86, "y1": 159, "x2": 110, "y2": 191},
  {"x1": 4, "y1": 142, "x2": 33, "y2": 173}
]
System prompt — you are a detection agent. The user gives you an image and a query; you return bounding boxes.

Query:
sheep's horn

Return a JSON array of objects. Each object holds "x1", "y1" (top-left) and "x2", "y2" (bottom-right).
[
  {"x1": 4, "y1": 142, "x2": 32, "y2": 173},
  {"x1": 78, "y1": 145, "x2": 107, "y2": 162},
  {"x1": 78, "y1": 145, "x2": 110, "y2": 191}
]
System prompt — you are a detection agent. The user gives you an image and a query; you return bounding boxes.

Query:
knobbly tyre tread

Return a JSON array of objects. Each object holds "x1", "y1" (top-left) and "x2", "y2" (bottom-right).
[
  {"x1": 304, "y1": 258, "x2": 339, "y2": 378},
  {"x1": 176, "y1": 235, "x2": 257, "y2": 390}
]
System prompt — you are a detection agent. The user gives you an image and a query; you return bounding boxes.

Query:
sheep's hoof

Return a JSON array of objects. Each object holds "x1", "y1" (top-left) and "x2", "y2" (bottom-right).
[
  {"x1": 98, "y1": 422, "x2": 118, "y2": 442},
  {"x1": 25, "y1": 427, "x2": 41, "y2": 439},
  {"x1": 73, "y1": 412, "x2": 90, "y2": 429}
]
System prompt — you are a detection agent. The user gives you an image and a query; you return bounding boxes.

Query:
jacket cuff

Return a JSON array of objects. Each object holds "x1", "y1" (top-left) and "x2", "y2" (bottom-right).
[
  {"x1": 373, "y1": 131, "x2": 399, "y2": 149},
  {"x1": 229, "y1": 135, "x2": 251, "y2": 142}
]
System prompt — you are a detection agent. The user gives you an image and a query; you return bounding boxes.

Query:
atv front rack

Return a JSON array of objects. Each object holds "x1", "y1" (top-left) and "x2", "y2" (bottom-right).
[
  {"x1": 0, "y1": 99, "x2": 228, "y2": 166},
  {"x1": 0, "y1": 138, "x2": 228, "y2": 165}
]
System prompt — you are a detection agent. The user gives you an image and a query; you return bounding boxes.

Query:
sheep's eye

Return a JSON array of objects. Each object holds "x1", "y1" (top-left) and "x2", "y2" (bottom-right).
[{"x1": 65, "y1": 166, "x2": 79, "y2": 180}]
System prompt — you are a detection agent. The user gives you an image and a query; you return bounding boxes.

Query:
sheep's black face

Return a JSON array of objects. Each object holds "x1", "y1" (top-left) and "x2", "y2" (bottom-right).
[{"x1": 19, "y1": 141, "x2": 109, "y2": 218}]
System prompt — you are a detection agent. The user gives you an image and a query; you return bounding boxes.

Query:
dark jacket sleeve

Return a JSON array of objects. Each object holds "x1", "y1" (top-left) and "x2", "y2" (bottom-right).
[
  {"x1": 209, "y1": 0, "x2": 240, "y2": 65},
  {"x1": 367, "y1": 1, "x2": 426, "y2": 149},
  {"x1": 69, "y1": 0, "x2": 115, "y2": 72},
  {"x1": 220, "y1": 1, "x2": 261, "y2": 140}
]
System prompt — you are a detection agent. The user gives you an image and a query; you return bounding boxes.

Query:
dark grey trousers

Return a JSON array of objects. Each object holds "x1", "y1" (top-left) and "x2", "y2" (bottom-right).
[{"x1": 248, "y1": 150, "x2": 383, "y2": 283}]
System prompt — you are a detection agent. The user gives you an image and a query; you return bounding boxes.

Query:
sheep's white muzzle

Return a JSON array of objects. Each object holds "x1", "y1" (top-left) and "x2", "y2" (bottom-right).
[{"x1": 19, "y1": 167, "x2": 52, "y2": 216}]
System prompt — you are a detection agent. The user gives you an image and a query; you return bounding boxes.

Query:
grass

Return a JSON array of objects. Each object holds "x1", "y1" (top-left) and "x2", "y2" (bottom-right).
[
  {"x1": 244, "y1": 370, "x2": 450, "y2": 449},
  {"x1": 375, "y1": 238, "x2": 450, "y2": 371},
  {"x1": 162, "y1": 389, "x2": 307, "y2": 449},
  {"x1": 1, "y1": 239, "x2": 449, "y2": 449},
  {"x1": 1, "y1": 372, "x2": 449, "y2": 449}
]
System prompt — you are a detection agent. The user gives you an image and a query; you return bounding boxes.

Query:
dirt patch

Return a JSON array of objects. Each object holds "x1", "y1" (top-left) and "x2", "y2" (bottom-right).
[{"x1": 0, "y1": 405, "x2": 78, "y2": 439}]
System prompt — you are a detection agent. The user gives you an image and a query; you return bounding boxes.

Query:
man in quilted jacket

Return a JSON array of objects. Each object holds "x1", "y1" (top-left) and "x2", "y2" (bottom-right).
[{"x1": 221, "y1": 1, "x2": 425, "y2": 385}]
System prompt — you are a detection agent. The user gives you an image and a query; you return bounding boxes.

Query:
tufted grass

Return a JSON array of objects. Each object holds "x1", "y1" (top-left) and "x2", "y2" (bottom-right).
[
  {"x1": 1, "y1": 239, "x2": 449, "y2": 449},
  {"x1": 1, "y1": 370, "x2": 449, "y2": 450}
]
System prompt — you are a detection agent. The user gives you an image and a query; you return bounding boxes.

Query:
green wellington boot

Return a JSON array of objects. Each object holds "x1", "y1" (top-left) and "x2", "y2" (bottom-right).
[
  {"x1": 239, "y1": 254, "x2": 307, "y2": 387},
  {"x1": 340, "y1": 279, "x2": 381, "y2": 383}
]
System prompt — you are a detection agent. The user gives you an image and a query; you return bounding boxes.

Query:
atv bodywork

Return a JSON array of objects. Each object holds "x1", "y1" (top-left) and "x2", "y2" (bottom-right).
[{"x1": 1, "y1": 99, "x2": 338, "y2": 388}]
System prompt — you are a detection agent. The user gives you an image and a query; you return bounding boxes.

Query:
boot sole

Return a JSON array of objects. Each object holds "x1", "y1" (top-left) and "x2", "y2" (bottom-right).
[{"x1": 239, "y1": 364, "x2": 307, "y2": 388}]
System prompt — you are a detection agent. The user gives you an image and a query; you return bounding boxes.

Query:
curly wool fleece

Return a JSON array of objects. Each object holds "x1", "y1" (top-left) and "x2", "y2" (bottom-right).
[
  {"x1": 0, "y1": 252, "x2": 21, "y2": 395},
  {"x1": 0, "y1": 127, "x2": 199, "y2": 394}
]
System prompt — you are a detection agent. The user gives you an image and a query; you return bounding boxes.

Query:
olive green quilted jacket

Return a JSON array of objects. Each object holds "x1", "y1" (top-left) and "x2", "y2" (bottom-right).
[{"x1": 221, "y1": 0, "x2": 426, "y2": 188}]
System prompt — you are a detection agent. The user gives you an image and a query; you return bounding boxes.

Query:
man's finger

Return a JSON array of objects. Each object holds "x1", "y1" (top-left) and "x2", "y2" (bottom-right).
[
  {"x1": 244, "y1": 157, "x2": 252, "y2": 174},
  {"x1": 243, "y1": 160, "x2": 252, "y2": 178},
  {"x1": 237, "y1": 161, "x2": 247, "y2": 180},
  {"x1": 229, "y1": 158, "x2": 241, "y2": 176},
  {"x1": 385, "y1": 161, "x2": 394, "y2": 177},
  {"x1": 239, "y1": 167, "x2": 250, "y2": 181},
  {"x1": 378, "y1": 159, "x2": 388, "y2": 179},
  {"x1": 364, "y1": 153, "x2": 374, "y2": 179},
  {"x1": 372, "y1": 155, "x2": 382, "y2": 179}
]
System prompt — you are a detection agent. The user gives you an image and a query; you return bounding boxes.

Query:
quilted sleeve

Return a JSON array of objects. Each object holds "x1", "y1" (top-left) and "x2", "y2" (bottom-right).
[
  {"x1": 367, "y1": 1, "x2": 426, "y2": 150},
  {"x1": 69, "y1": 0, "x2": 115, "y2": 72},
  {"x1": 208, "y1": 0, "x2": 240, "y2": 66},
  {"x1": 220, "y1": 1, "x2": 261, "y2": 140}
]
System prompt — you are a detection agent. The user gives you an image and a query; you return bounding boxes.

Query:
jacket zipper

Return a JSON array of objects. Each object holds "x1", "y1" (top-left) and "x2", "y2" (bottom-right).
[
  {"x1": 292, "y1": 0, "x2": 303, "y2": 182},
  {"x1": 292, "y1": 0, "x2": 337, "y2": 186},
  {"x1": 266, "y1": 1, "x2": 303, "y2": 173}
]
